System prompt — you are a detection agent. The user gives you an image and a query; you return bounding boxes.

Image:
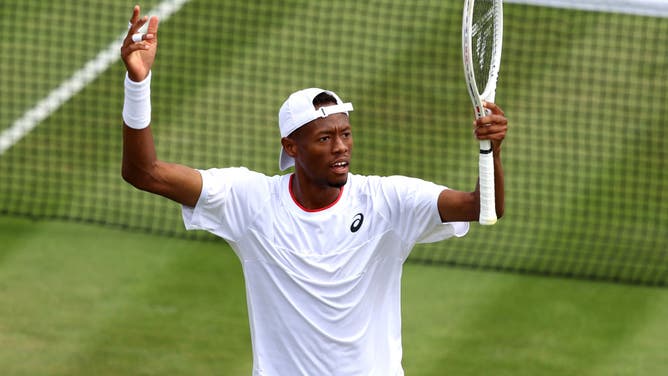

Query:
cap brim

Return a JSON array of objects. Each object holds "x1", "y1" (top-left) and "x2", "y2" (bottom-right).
[{"x1": 279, "y1": 148, "x2": 294, "y2": 171}]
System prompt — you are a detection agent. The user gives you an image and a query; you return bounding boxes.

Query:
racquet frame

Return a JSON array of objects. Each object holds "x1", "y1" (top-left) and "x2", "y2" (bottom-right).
[{"x1": 462, "y1": 0, "x2": 504, "y2": 225}]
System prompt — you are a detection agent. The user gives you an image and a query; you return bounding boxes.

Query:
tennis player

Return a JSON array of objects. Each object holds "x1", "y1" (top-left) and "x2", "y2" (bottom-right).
[{"x1": 121, "y1": 6, "x2": 508, "y2": 375}]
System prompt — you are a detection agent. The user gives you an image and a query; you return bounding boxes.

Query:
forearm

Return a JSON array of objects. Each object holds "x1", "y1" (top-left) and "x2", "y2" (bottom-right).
[
  {"x1": 121, "y1": 126, "x2": 158, "y2": 189},
  {"x1": 119, "y1": 71, "x2": 202, "y2": 206},
  {"x1": 121, "y1": 71, "x2": 156, "y2": 189}
]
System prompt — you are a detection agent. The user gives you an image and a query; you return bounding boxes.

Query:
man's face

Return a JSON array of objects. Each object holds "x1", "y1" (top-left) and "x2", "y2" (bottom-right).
[{"x1": 288, "y1": 111, "x2": 353, "y2": 188}]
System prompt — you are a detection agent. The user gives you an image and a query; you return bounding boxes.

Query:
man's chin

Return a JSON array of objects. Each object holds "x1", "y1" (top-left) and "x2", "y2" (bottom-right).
[{"x1": 328, "y1": 174, "x2": 348, "y2": 188}]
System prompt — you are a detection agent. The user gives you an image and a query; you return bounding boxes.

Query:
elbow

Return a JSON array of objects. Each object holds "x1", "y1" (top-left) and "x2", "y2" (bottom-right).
[
  {"x1": 121, "y1": 166, "x2": 141, "y2": 189},
  {"x1": 121, "y1": 164, "x2": 152, "y2": 191}
]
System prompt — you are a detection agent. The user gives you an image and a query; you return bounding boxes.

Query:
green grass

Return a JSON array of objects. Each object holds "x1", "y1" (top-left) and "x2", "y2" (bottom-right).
[
  {"x1": 1, "y1": 215, "x2": 667, "y2": 375},
  {"x1": 0, "y1": 215, "x2": 251, "y2": 375}
]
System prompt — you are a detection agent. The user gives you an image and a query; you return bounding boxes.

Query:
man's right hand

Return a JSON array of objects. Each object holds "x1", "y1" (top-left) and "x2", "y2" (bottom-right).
[{"x1": 121, "y1": 5, "x2": 159, "y2": 82}]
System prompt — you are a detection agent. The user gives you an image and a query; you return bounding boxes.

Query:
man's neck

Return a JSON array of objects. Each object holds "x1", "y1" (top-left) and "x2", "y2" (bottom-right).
[{"x1": 289, "y1": 174, "x2": 343, "y2": 211}]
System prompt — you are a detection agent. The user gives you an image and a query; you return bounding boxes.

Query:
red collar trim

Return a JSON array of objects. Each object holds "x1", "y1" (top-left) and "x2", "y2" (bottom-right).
[{"x1": 289, "y1": 174, "x2": 344, "y2": 212}]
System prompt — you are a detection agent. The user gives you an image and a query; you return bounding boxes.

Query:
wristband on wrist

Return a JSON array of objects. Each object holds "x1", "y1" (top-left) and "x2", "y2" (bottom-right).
[{"x1": 122, "y1": 71, "x2": 152, "y2": 129}]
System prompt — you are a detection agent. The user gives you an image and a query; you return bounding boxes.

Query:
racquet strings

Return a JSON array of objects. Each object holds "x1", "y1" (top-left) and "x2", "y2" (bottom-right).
[{"x1": 471, "y1": 0, "x2": 496, "y2": 97}]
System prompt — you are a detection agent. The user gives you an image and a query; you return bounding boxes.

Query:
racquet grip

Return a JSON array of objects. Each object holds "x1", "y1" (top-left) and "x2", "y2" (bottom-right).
[{"x1": 479, "y1": 140, "x2": 497, "y2": 225}]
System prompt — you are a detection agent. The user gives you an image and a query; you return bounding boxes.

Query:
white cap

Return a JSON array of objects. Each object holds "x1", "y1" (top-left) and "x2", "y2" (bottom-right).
[{"x1": 278, "y1": 88, "x2": 353, "y2": 171}]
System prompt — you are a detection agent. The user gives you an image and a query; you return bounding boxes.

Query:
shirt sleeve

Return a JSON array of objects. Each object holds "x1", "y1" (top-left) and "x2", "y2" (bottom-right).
[
  {"x1": 181, "y1": 167, "x2": 269, "y2": 241},
  {"x1": 379, "y1": 175, "x2": 469, "y2": 245}
]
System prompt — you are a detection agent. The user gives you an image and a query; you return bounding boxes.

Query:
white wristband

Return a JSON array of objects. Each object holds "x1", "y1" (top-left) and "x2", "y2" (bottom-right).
[{"x1": 122, "y1": 71, "x2": 152, "y2": 129}]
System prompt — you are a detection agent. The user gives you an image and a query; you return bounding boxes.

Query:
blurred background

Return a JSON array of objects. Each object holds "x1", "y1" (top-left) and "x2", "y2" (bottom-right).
[{"x1": 1, "y1": 1, "x2": 666, "y2": 374}]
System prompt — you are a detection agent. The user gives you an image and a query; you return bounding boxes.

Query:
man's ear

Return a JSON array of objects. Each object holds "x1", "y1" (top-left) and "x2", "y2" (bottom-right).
[{"x1": 281, "y1": 137, "x2": 297, "y2": 158}]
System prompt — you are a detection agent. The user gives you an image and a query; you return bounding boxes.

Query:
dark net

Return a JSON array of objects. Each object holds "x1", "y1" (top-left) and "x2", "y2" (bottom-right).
[{"x1": 0, "y1": 0, "x2": 666, "y2": 285}]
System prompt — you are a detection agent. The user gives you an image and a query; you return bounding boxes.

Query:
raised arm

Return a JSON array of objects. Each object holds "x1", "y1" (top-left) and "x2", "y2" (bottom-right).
[
  {"x1": 438, "y1": 101, "x2": 507, "y2": 222},
  {"x1": 120, "y1": 5, "x2": 202, "y2": 207}
]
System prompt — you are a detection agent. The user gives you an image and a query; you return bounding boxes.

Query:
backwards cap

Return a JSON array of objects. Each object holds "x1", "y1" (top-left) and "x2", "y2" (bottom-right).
[{"x1": 278, "y1": 88, "x2": 353, "y2": 171}]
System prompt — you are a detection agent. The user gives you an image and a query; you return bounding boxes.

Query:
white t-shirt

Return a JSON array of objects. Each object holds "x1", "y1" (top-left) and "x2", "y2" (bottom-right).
[{"x1": 182, "y1": 168, "x2": 469, "y2": 376}]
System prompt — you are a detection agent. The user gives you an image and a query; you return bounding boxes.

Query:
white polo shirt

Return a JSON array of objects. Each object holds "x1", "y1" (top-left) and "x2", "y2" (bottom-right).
[{"x1": 182, "y1": 168, "x2": 468, "y2": 375}]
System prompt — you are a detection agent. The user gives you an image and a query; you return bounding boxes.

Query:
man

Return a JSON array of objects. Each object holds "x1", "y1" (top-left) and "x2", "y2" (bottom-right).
[{"x1": 121, "y1": 5, "x2": 507, "y2": 375}]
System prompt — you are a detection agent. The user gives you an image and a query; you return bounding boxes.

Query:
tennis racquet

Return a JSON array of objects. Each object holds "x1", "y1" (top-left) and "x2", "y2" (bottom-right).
[{"x1": 462, "y1": 0, "x2": 503, "y2": 225}]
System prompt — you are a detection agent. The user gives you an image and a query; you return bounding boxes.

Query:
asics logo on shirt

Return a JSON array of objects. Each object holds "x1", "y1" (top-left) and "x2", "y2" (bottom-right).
[{"x1": 350, "y1": 213, "x2": 364, "y2": 233}]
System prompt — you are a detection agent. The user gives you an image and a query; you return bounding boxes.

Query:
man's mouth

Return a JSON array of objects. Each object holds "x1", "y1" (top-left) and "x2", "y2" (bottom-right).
[{"x1": 331, "y1": 161, "x2": 349, "y2": 172}]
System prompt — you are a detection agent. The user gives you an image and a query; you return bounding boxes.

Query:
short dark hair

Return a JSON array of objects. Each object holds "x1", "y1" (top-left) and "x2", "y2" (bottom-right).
[{"x1": 312, "y1": 91, "x2": 338, "y2": 109}]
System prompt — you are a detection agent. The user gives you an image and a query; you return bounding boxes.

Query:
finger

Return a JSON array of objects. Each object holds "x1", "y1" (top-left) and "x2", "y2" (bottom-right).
[
  {"x1": 146, "y1": 16, "x2": 160, "y2": 36},
  {"x1": 475, "y1": 126, "x2": 507, "y2": 141},
  {"x1": 482, "y1": 101, "x2": 505, "y2": 116},
  {"x1": 127, "y1": 5, "x2": 140, "y2": 32},
  {"x1": 122, "y1": 42, "x2": 151, "y2": 55},
  {"x1": 125, "y1": 15, "x2": 149, "y2": 45},
  {"x1": 474, "y1": 117, "x2": 494, "y2": 128},
  {"x1": 130, "y1": 33, "x2": 155, "y2": 43},
  {"x1": 130, "y1": 5, "x2": 140, "y2": 24},
  {"x1": 132, "y1": 16, "x2": 149, "y2": 33},
  {"x1": 476, "y1": 112, "x2": 507, "y2": 126},
  {"x1": 127, "y1": 14, "x2": 149, "y2": 38},
  {"x1": 474, "y1": 116, "x2": 506, "y2": 131}
]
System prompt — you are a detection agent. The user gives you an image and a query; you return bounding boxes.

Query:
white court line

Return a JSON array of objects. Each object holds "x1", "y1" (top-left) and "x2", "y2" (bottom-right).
[
  {"x1": 505, "y1": 0, "x2": 668, "y2": 18},
  {"x1": 0, "y1": 0, "x2": 191, "y2": 155}
]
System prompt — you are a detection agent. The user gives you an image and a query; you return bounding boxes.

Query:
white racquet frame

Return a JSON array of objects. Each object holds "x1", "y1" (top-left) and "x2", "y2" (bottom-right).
[{"x1": 462, "y1": 0, "x2": 503, "y2": 225}]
